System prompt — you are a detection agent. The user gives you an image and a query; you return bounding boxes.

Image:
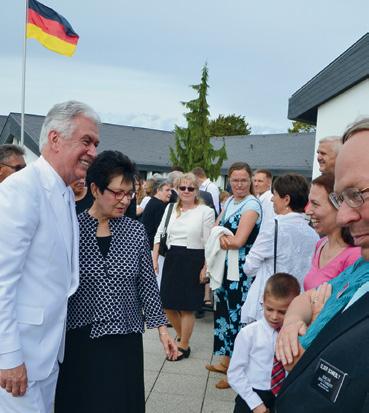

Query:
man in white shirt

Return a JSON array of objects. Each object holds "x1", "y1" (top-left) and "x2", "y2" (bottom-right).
[
  {"x1": 192, "y1": 166, "x2": 220, "y2": 215},
  {"x1": 316, "y1": 136, "x2": 342, "y2": 175},
  {"x1": 253, "y1": 169, "x2": 275, "y2": 225},
  {"x1": 0, "y1": 101, "x2": 100, "y2": 413},
  {"x1": 228, "y1": 273, "x2": 300, "y2": 413}
]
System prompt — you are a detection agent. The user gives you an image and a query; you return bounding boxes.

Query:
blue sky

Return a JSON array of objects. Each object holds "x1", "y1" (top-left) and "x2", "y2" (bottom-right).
[{"x1": 1, "y1": 0, "x2": 368, "y2": 133}]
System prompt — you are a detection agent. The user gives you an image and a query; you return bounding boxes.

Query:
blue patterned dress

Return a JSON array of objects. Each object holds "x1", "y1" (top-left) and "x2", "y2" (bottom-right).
[{"x1": 213, "y1": 196, "x2": 261, "y2": 357}]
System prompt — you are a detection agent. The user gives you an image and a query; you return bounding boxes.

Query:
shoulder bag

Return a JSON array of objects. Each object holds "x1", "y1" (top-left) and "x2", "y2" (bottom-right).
[{"x1": 159, "y1": 203, "x2": 174, "y2": 256}]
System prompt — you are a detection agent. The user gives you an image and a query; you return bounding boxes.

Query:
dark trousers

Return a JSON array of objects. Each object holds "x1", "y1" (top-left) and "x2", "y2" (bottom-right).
[{"x1": 234, "y1": 389, "x2": 275, "y2": 413}]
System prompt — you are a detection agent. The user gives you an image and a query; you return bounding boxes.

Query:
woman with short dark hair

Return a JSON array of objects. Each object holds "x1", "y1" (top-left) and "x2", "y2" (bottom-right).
[
  {"x1": 55, "y1": 150, "x2": 177, "y2": 413},
  {"x1": 240, "y1": 173, "x2": 320, "y2": 324}
]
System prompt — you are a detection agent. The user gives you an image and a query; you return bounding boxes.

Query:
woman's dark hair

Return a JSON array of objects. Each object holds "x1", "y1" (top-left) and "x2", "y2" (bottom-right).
[
  {"x1": 227, "y1": 162, "x2": 255, "y2": 195},
  {"x1": 311, "y1": 173, "x2": 335, "y2": 196},
  {"x1": 272, "y1": 173, "x2": 309, "y2": 213},
  {"x1": 311, "y1": 173, "x2": 355, "y2": 246},
  {"x1": 86, "y1": 150, "x2": 137, "y2": 193}
]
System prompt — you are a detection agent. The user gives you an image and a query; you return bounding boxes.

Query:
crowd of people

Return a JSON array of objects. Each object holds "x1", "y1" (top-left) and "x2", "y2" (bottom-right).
[{"x1": 0, "y1": 100, "x2": 369, "y2": 413}]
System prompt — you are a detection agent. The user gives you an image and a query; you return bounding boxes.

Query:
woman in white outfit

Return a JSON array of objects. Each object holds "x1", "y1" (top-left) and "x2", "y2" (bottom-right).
[
  {"x1": 153, "y1": 173, "x2": 215, "y2": 360},
  {"x1": 241, "y1": 173, "x2": 320, "y2": 324}
]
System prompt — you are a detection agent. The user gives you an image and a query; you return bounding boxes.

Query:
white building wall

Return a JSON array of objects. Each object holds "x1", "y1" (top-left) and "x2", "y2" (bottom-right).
[
  {"x1": 11, "y1": 137, "x2": 38, "y2": 164},
  {"x1": 313, "y1": 78, "x2": 369, "y2": 178}
]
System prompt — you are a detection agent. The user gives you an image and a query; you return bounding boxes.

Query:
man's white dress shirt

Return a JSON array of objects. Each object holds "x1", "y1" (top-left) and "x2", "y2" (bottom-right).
[{"x1": 258, "y1": 189, "x2": 275, "y2": 228}]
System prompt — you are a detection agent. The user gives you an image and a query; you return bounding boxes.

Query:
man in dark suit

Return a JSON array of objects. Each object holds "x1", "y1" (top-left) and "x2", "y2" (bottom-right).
[{"x1": 275, "y1": 119, "x2": 369, "y2": 412}]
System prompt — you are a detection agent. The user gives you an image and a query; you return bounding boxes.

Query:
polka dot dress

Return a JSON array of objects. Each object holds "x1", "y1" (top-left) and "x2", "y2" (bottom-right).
[{"x1": 67, "y1": 211, "x2": 167, "y2": 338}]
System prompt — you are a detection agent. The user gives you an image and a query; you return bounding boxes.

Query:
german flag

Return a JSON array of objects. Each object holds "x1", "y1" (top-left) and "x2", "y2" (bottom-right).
[{"x1": 27, "y1": 0, "x2": 79, "y2": 57}]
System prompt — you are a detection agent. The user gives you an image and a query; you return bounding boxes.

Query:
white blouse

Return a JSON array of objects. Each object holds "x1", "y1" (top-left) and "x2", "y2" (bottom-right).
[
  {"x1": 241, "y1": 212, "x2": 319, "y2": 323},
  {"x1": 228, "y1": 317, "x2": 278, "y2": 410},
  {"x1": 154, "y1": 203, "x2": 215, "y2": 250}
]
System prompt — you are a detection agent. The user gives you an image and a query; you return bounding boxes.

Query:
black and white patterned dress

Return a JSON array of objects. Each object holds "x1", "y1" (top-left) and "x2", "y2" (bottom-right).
[{"x1": 55, "y1": 211, "x2": 167, "y2": 413}]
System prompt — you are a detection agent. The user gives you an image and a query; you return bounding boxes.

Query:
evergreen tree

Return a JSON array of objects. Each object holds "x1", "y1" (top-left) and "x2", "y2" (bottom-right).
[
  {"x1": 170, "y1": 64, "x2": 227, "y2": 180},
  {"x1": 209, "y1": 114, "x2": 251, "y2": 137}
]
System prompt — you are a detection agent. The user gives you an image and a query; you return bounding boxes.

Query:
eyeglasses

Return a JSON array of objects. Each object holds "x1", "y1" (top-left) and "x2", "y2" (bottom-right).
[
  {"x1": 178, "y1": 186, "x2": 195, "y2": 192},
  {"x1": 0, "y1": 162, "x2": 26, "y2": 172},
  {"x1": 105, "y1": 187, "x2": 134, "y2": 200},
  {"x1": 329, "y1": 187, "x2": 369, "y2": 209}
]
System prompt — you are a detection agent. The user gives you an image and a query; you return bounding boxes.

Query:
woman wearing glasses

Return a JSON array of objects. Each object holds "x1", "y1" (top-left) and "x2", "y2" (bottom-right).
[
  {"x1": 153, "y1": 172, "x2": 215, "y2": 361},
  {"x1": 276, "y1": 174, "x2": 366, "y2": 372},
  {"x1": 304, "y1": 173, "x2": 360, "y2": 290},
  {"x1": 206, "y1": 162, "x2": 262, "y2": 389},
  {"x1": 55, "y1": 151, "x2": 177, "y2": 413}
]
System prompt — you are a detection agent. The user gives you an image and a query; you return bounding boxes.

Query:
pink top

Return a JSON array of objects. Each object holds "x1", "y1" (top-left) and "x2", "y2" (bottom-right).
[{"x1": 303, "y1": 237, "x2": 361, "y2": 290}]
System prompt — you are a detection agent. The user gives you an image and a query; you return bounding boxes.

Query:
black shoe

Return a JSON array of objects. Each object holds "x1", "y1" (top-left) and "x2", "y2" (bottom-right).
[
  {"x1": 195, "y1": 310, "x2": 205, "y2": 319},
  {"x1": 178, "y1": 346, "x2": 191, "y2": 358},
  {"x1": 167, "y1": 346, "x2": 191, "y2": 361}
]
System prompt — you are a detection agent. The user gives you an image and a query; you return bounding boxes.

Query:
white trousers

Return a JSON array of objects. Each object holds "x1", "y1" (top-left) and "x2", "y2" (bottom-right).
[{"x1": 0, "y1": 362, "x2": 59, "y2": 413}]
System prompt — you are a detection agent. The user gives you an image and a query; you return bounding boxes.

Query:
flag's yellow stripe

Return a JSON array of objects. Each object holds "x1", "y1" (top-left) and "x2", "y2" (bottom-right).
[{"x1": 26, "y1": 23, "x2": 77, "y2": 57}]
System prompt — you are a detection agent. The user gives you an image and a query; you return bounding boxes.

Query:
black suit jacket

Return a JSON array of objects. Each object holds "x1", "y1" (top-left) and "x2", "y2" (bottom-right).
[
  {"x1": 275, "y1": 291, "x2": 369, "y2": 413},
  {"x1": 199, "y1": 190, "x2": 217, "y2": 217}
]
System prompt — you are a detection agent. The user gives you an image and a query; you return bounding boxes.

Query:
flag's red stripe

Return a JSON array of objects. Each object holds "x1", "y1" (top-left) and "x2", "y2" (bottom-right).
[
  {"x1": 28, "y1": 9, "x2": 78, "y2": 45},
  {"x1": 28, "y1": 0, "x2": 78, "y2": 37}
]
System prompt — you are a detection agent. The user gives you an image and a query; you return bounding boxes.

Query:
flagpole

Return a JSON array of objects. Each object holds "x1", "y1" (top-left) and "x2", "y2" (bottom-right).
[{"x1": 21, "y1": 0, "x2": 29, "y2": 148}]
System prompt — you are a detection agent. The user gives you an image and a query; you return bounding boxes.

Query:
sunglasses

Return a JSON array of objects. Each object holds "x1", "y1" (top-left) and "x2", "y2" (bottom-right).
[
  {"x1": 0, "y1": 162, "x2": 26, "y2": 172},
  {"x1": 178, "y1": 186, "x2": 195, "y2": 192}
]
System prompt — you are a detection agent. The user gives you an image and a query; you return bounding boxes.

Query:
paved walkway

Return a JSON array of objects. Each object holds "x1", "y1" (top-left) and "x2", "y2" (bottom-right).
[{"x1": 144, "y1": 311, "x2": 236, "y2": 413}]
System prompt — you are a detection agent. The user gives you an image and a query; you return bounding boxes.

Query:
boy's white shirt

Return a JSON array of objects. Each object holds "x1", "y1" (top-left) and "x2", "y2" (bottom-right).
[{"x1": 227, "y1": 317, "x2": 278, "y2": 410}]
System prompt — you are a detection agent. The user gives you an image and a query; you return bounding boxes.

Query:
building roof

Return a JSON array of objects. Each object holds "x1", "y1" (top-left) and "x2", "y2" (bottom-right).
[
  {"x1": 288, "y1": 33, "x2": 369, "y2": 124},
  {"x1": 0, "y1": 115, "x2": 8, "y2": 135},
  {"x1": 216, "y1": 133, "x2": 315, "y2": 175},
  {"x1": 0, "y1": 113, "x2": 316, "y2": 177}
]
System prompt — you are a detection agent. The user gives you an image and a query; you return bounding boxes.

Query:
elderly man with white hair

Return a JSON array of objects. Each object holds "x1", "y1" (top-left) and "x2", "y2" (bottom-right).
[
  {"x1": 0, "y1": 101, "x2": 100, "y2": 413},
  {"x1": 316, "y1": 136, "x2": 342, "y2": 174}
]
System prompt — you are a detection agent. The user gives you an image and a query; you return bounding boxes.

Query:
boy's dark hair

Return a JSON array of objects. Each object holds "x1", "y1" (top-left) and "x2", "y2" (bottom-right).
[{"x1": 264, "y1": 272, "x2": 300, "y2": 300}]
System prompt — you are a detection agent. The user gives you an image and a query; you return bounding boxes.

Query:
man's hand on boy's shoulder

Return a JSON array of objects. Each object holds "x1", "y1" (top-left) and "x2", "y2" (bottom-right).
[{"x1": 253, "y1": 403, "x2": 269, "y2": 413}]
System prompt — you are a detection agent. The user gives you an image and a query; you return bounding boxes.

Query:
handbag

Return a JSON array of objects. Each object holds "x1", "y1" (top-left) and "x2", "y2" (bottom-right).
[{"x1": 159, "y1": 203, "x2": 174, "y2": 256}]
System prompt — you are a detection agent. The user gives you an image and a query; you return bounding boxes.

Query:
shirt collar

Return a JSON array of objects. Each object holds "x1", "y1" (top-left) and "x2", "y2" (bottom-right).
[
  {"x1": 258, "y1": 189, "x2": 272, "y2": 200},
  {"x1": 200, "y1": 178, "x2": 210, "y2": 190},
  {"x1": 39, "y1": 155, "x2": 68, "y2": 195},
  {"x1": 261, "y1": 316, "x2": 279, "y2": 335}
]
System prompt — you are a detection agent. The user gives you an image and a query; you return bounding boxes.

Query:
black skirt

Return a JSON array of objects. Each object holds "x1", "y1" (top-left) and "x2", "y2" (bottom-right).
[
  {"x1": 160, "y1": 246, "x2": 205, "y2": 311},
  {"x1": 55, "y1": 326, "x2": 145, "y2": 413}
]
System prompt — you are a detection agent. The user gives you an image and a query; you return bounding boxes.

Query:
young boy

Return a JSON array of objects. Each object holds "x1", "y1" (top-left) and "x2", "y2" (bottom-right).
[{"x1": 228, "y1": 273, "x2": 300, "y2": 413}]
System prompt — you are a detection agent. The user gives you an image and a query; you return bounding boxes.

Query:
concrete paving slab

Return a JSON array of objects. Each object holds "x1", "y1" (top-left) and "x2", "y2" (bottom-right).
[
  {"x1": 144, "y1": 352, "x2": 166, "y2": 372},
  {"x1": 145, "y1": 370, "x2": 159, "y2": 400},
  {"x1": 153, "y1": 371, "x2": 207, "y2": 397},
  {"x1": 205, "y1": 377, "x2": 236, "y2": 402},
  {"x1": 162, "y1": 357, "x2": 210, "y2": 377},
  {"x1": 146, "y1": 392, "x2": 203, "y2": 413},
  {"x1": 143, "y1": 337, "x2": 165, "y2": 354},
  {"x1": 202, "y1": 398, "x2": 235, "y2": 413},
  {"x1": 144, "y1": 310, "x2": 235, "y2": 412}
]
